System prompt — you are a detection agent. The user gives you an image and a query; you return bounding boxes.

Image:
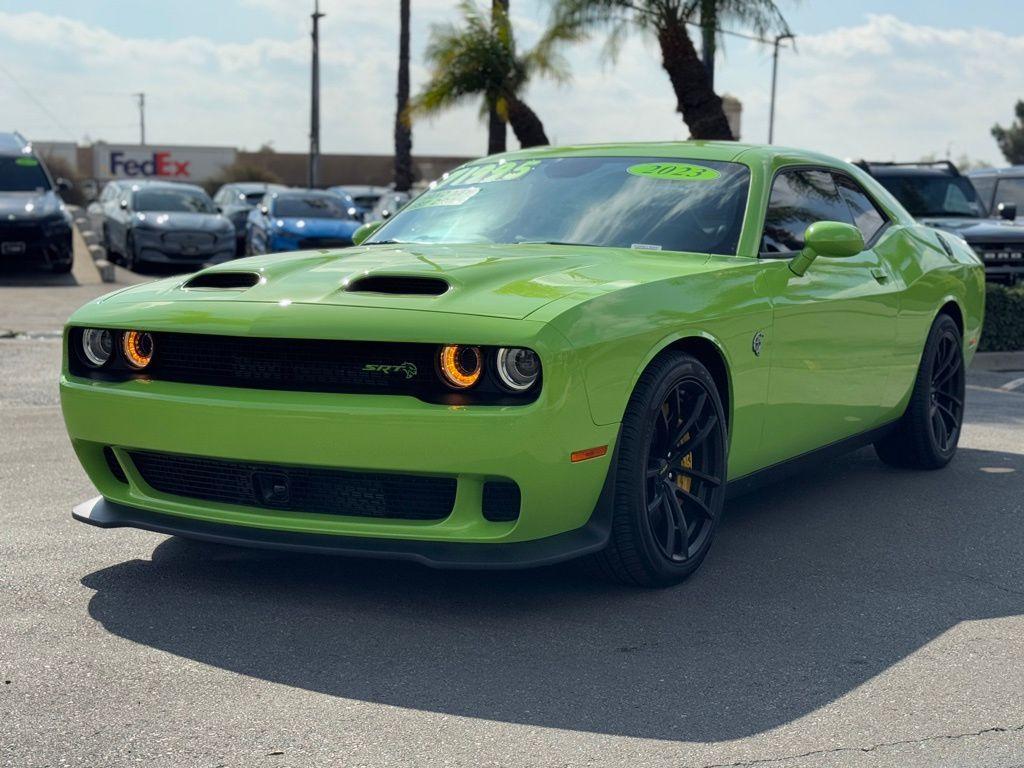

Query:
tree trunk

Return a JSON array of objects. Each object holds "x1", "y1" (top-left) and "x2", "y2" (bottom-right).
[
  {"x1": 506, "y1": 95, "x2": 549, "y2": 148},
  {"x1": 657, "y1": 18, "x2": 733, "y2": 140},
  {"x1": 488, "y1": 0, "x2": 509, "y2": 154},
  {"x1": 393, "y1": 0, "x2": 413, "y2": 191},
  {"x1": 700, "y1": 0, "x2": 716, "y2": 88}
]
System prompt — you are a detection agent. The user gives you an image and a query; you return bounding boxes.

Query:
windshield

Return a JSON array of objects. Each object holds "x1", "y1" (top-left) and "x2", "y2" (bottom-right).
[
  {"x1": 369, "y1": 156, "x2": 751, "y2": 255},
  {"x1": 0, "y1": 156, "x2": 51, "y2": 192},
  {"x1": 994, "y1": 178, "x2": 1024, "y2": 212},
  {"x1": 274, "y1": 195, "x2": 352, "y2": 219},
  {"x1": 134, "y1": 188, "x2": 215, "y2": 213},
  {"x1": 876, "y1": 174, "x2": 986, "y2": 218},
  {"x1": 242, "y1": 191, "x2": 268, "y2": 206}
]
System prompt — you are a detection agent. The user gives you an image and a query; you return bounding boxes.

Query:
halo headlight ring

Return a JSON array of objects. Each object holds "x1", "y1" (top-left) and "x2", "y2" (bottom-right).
[
  {"x1": 438, "y1": 344, "x2": 482, "y2": 389},
  {"x1": 122, "y1": 330, "x2": 155, "y2": 369}
]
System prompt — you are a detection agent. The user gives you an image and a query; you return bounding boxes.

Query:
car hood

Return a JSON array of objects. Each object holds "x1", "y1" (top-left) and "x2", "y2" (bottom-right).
[
  {"x1": 918, "y1": 216, "x2": 1024, "y2": 242},
  {"x1": 134, "y1": 211, "x2": 231, "y2": 231},
  {"x1": 100, "y1": 242, "x2": 717, "y2": 320},
  {"x1": 275, "y1": 217, "x2": 361, "y2": 238},
  {"x1": 0, "y1": 190, "x2": 63, "y2": 219}
]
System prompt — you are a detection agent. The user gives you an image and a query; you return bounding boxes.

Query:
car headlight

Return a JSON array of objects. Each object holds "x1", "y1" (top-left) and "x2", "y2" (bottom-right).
[
  {"x1": 438, "y1": 345, "x2": 482, "y2": 389},
  {"x1": 80, "y1": 328, "x2": 114, "y2": 368},
  {"x1": 122, "y1": 330, "x2": 154, "y2": 369},
  {"x1": 495, "y1": 347, "x2": 540, "y2": 392}
]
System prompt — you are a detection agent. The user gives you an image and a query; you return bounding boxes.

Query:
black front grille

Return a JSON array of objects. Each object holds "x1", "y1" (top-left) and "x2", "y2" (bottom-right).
[
  {"x1": 149, "y1": 333, "x2": 437, "y2": 395},
  {"x1": 0, "y1": 221, "x2": 44, "y2": 244},
  {"x1": 128, "y1": 450, "x2": 456, "y2": 520}
]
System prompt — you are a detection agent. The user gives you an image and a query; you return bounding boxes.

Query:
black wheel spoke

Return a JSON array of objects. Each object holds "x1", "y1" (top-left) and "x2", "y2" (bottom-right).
[
  {"x1": 663, "y1": 482, "x2": 690, "y2": 558},
  {"x1": 670, "y1": 391, "x2": 706, "y2": 447},
  {"x1": 931, "y1": 409, "x2": 949, "y2": 449},
  {"x1": 677, "y1": 466, "x2": 722, "y2": 487},
  {"x1": 934, "y1": 357, "x2": 961, "y2": 387},
  {"x1": 674, "y1": 485, "x2": 715, "y2": 520},
  {"x1": 671, "y1": 413, "x2": 718, "y2": 463}
]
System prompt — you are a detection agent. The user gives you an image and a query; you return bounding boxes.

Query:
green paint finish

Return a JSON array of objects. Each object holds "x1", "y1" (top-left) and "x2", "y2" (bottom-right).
[
  {"x1": 627, "y1": 161, "x2": 721, "y2": 181},
  {"x1": 15, "y1": 157, "x2": 39, "y2": 166},
  {"x1": 60, "y1": 141, "x2": 985, "y2": 557}
]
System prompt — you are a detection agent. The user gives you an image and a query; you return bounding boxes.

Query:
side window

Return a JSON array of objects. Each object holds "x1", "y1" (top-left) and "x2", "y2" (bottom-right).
[
  {"x1": 761, "y1": 170, "x2": 852, "y2": 253},
  {"x1": 970, "y1": 177, "x2": 995, "y2": 211},
  {"x1": 100, "y1": 183, "x2": 114, "y2": 202},
  {"x1": 834, "y1": 175, "x2": 887, "y2": 244}
]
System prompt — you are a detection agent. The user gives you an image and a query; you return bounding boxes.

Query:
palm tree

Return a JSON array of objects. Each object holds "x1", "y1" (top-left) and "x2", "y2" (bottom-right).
[
  {"x1": 548, "y1": 0, "x2": 791, "y2": 140},
  {"x1": 394, "y1": 0, "x2": 413, "y2": 191},
  {"x1": 413, "y1": 1, "x2": 575, "y2": 152}
]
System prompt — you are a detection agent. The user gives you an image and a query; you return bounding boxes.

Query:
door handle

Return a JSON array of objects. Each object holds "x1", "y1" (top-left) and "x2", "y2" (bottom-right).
[{"x1": 870, "y1": 267, "x2": 889, "y2": 283}]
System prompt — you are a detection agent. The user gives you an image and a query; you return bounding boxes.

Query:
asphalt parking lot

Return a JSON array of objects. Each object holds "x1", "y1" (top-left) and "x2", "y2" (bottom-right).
[{"x1": 2, "y1": 267, "x2": 1023, "y2": 768}]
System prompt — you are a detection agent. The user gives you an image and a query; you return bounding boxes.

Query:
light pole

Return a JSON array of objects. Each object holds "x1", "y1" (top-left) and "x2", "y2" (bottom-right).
[
  {"x1": 135, "y1": 92, "x2": 146, "y2": 145},
  {"x1": 768, "y1": 33, "x2": 793, "y2": 144},
  {"x1": 309, "y1": 0, "x2": 325, "y2": 188}
]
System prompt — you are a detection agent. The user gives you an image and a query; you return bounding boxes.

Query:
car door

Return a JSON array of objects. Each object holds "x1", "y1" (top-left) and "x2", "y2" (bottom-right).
[{"x1": 758, "y1": 167, "x2": 901, "y2": 467}]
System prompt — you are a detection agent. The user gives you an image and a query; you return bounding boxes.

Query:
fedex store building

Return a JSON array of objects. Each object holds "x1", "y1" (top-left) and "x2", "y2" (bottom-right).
[{"x1": 92, "y1": 143, "x2": 236, "y2": 184}]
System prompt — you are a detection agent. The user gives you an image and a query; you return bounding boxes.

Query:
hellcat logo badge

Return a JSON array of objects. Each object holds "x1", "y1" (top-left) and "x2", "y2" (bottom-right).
[
  {"x1": 752, "y1": 331, "x2": 765, "y2": 357},
  {"x1": 363, "y1": 362, "x2": 418, "y2": 379}
]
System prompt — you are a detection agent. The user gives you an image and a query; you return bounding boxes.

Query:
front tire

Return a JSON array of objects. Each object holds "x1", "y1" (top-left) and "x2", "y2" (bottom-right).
[
  {"x1": 593, "y1": 352, "x2": 728, "y2": 587},
  {"x1": 875, "y1": 314, "x2": 965, "y2": 469}
]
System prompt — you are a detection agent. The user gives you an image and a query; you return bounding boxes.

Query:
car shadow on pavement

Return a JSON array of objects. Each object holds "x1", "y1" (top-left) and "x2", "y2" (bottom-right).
[{"x1": 80, "y1": 446, "x2": 1024, "y2": 743}]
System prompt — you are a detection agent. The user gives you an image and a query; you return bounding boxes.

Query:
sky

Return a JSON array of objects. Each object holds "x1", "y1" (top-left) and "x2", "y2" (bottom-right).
[{"x1": 1, "y1": 0, "x2": 1023, "y2": 165}]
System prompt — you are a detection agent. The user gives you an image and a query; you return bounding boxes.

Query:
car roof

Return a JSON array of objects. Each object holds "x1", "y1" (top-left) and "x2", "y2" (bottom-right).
[
  {"x1": 484, "y1": 141, "x2": 846, "y2": 165},
  {"x1": 968, "y1": 165, "x2": 1024, "y2": 178},
  {"x1": 222, "y1": 182, "x2": 285, "y2": 192},
  {"x1": 128, "y1": 181, "x2": 208, "y2": 194},
  {"x1": 329, "y1": 185, "x2": 388, "y2": 195},
  {"x1": 273, "y1": 188, "x2": 338, "y2": 197}
]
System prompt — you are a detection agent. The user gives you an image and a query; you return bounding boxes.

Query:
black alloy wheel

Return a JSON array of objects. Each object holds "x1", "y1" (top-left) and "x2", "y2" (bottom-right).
[
  {"x1": 875, "y1": 313, "x2": 965, "y2": 470},
  {"x1": 593, "y1": 352, "x2": 728, "y2": 587}
]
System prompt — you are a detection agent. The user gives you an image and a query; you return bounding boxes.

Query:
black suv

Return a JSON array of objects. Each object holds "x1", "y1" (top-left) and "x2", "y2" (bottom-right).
[
  {"x1": 0, "y1": 132, "x2": 74, "y2": 273},
  {"x1": 858, "y1": 160, "x2": 1024, "y2": 284}
]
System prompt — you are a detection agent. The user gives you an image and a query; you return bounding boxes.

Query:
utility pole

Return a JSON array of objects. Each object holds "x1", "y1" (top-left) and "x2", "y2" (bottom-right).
[
  {"x1": 135, "y1": 92, "x2": 146, "y2": 145},
  {"x1": 309, "y1": 0, "x2": 325, "y2": 188},
  {"x1": 768, "y1": 34, "x2": 793, "y2": 144}
]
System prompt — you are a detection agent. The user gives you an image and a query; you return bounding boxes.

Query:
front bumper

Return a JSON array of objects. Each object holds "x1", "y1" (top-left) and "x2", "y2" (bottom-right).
[
  {"x1": 73, "y1": 481, "x2": 614, "y2": 568},
  {"x1": 61, "y1": 314, "x2": 618, "y2": 559},
  {"x1": 0, "y1": 224, "x2": 72, "y2": 267}
]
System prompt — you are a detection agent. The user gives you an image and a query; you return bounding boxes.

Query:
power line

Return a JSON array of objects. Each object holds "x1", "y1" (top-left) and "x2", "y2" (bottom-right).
[{"x1": 0, "y1": 61, "x2": 76, "y2": 139}]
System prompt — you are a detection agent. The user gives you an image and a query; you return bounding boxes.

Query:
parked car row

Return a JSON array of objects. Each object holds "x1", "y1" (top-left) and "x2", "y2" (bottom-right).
[
  {"x1": 857, "y1": 160, "x2": 1024, "y2": 284},
  {"x1": 85, "y1": 178, "x2": 414, "y2": 273}
]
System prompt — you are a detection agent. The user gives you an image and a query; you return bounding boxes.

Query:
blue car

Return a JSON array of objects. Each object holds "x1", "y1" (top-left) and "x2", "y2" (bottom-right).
[{"x1": 245, "y1": 189, "x2": 362, "y2": 254}]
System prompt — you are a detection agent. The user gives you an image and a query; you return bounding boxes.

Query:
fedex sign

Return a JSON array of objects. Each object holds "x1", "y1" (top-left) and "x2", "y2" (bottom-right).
[
  {"x1": 110, "y1": 151, "x2": 191, "y2": 178},
  {"x1": 93, "y1": 143, "x2": 236, "y2": 183}
]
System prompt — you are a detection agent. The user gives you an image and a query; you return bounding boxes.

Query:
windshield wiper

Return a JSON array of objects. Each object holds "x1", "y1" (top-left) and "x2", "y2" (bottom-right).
[{"x1": 515, "y1": 240, "x2": 598, "y2": 247}]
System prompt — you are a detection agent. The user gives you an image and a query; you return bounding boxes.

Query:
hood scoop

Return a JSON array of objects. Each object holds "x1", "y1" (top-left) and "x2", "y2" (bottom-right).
[
  {"x1": 183, "y1": 272, "x2": 261, "y2": 290},
  {"x1": 345, "y1": 275, "x2": 449, "y2": 297}
]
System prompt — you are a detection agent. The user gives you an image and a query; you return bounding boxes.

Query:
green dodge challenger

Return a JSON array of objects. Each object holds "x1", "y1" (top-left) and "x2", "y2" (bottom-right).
[{"x1": 62, "y1": 143, "x2": 984, "y2": 586}]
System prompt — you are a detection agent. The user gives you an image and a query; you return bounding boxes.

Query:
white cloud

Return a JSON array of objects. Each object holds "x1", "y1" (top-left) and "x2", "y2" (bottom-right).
[{"x1": 0, "y1": 9, "x2": 1020, "y2": 166}]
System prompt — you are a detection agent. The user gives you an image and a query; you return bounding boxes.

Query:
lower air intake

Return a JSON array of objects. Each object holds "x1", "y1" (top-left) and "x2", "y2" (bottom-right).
[{"x1": 128, "y1": 450, "x2": 456, "y2": 521}]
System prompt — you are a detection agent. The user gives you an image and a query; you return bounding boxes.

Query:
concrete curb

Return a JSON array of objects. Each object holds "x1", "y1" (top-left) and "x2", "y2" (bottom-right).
[{"x1": 972, "y1": 351, "x2": 1024, "y2": 372}]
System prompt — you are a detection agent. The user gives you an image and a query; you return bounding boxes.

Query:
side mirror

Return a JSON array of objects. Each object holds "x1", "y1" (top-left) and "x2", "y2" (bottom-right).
[
  {"x1": 789, "y1": 221, "x2": 864, "y2": 276},
  {"x1": 997, "y1": 202, "x2": 1018, "y2": 221},
  {"x1": 119, "y1": 199, "x2": 129, "y2": 210},
  {"x1": 56, "y1": 178, "x2": 73, "y2": 193},
  {"x1": 352, "y1": 220, "x2": 385, "y2": 246}
]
